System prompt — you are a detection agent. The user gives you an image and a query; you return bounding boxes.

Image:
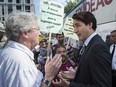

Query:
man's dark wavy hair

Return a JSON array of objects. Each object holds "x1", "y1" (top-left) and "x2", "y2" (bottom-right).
[{"x1": 72, "y1": 11, "x2": 97, "y2": 31}]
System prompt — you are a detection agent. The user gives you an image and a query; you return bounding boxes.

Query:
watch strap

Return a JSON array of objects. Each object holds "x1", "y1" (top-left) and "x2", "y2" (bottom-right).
[{"x1": 43, "y1": 78, "x2": 51, "y2": 87}]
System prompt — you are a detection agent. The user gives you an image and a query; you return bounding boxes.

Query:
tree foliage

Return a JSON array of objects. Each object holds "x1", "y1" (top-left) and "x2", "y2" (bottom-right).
[{"x1": 64, "y1": 0, "x2": 80, "y2": 14}]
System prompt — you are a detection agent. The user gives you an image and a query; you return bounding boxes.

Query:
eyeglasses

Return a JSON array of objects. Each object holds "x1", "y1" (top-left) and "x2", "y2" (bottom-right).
[
  {"x1": 28, "y1": 28, "x2": 39, "y2": 32},
  {"x1": 32, "y1": 28, "x2": 39, "y2": 31}
]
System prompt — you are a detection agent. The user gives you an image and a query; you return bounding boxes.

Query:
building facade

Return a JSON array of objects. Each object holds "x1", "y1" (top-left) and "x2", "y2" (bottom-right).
[{"x1": 0, "y1": 0, "x2": 35, "y2": 23}]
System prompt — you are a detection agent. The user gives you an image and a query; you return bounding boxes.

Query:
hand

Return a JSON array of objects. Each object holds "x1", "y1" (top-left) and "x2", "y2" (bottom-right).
[
  {"x1": 58, "y1": 73, "x2": 70, "y2": 86},
  {"x1": 64, "y1": 67, "x2": 76, "y2": 79},
  {"x1": 44, "y1": 54, "x2": 62, "y2": 81},
  {"x1": 52, "y1": 79, "x2": 68, "y2": 87},
  {"x1": 59, "y1": 67, "x2": 76, "y2": 80}
]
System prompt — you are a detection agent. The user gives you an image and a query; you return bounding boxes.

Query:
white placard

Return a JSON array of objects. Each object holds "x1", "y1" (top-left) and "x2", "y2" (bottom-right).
[
  {"x1": 63, "y1": 17, "x2": 79, "y2": 40},
  {"x1": 39, "y1": 0, "x2": 64, "y2": 33}
]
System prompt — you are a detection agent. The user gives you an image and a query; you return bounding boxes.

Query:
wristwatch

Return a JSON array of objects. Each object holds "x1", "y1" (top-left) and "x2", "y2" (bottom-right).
[{"x1": 43, "y1": 78, "x2": 51, "y2": 87}]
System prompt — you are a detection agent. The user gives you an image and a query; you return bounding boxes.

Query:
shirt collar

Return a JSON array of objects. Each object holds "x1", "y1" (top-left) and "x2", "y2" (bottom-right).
[
  {"x1": 84, "y1": 32, "x2": 97, "y2": 46},
  {"x1": 6, "y1": 40, "x2": 34, "y2": 60}
]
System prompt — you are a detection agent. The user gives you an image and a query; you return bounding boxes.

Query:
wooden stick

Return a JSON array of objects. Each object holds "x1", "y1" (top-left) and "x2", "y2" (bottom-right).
[
  {"x1": 47, "y1": 32, "x2": 52, "y2": 58},
  {"x1": 66, "y1": 38, "x2": 70, "y2": 50}
]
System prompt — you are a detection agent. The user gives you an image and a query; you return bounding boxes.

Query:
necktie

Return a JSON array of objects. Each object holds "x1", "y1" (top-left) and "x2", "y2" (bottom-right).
[
  {"x1": 111, "y1": 45, "x2": 115, "y2": 58},
  {"x1": 80, "y1": 45, "x2": 86, "y2": 55},
  {"x1": 78, "y1": 45, "x2": 86, "y2": 62}
]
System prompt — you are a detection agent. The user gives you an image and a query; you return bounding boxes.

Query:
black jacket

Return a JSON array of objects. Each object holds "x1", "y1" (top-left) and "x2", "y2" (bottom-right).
[{"x1": 69, "y1": 35, "x2": 112, "y2": 87}]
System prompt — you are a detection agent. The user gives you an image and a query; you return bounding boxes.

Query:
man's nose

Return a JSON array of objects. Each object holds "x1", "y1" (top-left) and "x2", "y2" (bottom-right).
[{"x1": 74, "y1": 28, "x2": 79, "y2": 33}]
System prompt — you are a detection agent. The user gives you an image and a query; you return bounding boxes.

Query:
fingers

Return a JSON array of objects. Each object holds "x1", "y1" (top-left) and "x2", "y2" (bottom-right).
[
  {"x1": 46, "y1": 56, "x2": 50, "y2": 63},
  {"x1": 54, "y1": 55, "x2": 62, "y2": 69},
  {"x1": 50, "y1": 54, "x2": 62, "y2": 69},
  {"x1": 44, "y1": 54, "x2": 62, "y2": 80},
  {"x1": 51, "y1": 54, "x2": 62, "y2": 63},
  {"x1": 58, "y1": 73, "x2": 70, "y2": 86},
  {"x1": 52, "y1": 79, "x2": 59, "y2": 84}
]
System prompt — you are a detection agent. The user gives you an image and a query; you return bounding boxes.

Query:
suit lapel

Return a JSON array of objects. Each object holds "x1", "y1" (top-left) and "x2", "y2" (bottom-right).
[{"x1": 75, "y1": 34, "x2": 99, "y2": 75}]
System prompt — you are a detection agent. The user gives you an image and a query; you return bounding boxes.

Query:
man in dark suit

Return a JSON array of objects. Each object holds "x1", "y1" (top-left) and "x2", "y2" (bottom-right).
[
  {"x1": 109, "y1": 30, "x2": 116, "y2": 87},
  {"x1": 58, "y1": 12, "x2": 112, "y2": 87}
]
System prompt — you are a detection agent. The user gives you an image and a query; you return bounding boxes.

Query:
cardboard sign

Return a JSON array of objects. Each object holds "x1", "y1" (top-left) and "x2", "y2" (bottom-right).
[
  {"x1": 39, "y1": 0, "x2": 64, "y2": 33},
  {"x1": 63, "y1": 17, "x2": 79, "y2": 40}
]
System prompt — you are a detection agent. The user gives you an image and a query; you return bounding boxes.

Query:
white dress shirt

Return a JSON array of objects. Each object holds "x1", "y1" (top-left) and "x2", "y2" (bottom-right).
[
  {"x1": 110, "y1": 44, "x2": 116, "y2": 70},
  {"x1": 0, "y1": 41, "x2": 43, "y2": 87},
  {"x1": 84, "y1": 32, "x2": 97, "y2": 46}
]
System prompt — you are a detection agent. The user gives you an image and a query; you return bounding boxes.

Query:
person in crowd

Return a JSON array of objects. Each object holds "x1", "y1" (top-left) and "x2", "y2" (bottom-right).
[
  {"x1": 105, "y1": 34, "x2": 112, "y2": 50},
  {"x1": 0, "y1": 11, "x2": 62, "y2": 87},
  {"x1": 37, "y1": 36, "x2": 48, "y2": 64},
  {"x1": 0, "y1": 22, "x2": 6, "y2": 50},
  {"x1": 52, "y1": 33, "x2": 65, "y2": 56},
  {"x1": 109, "y1": 30, "x2": 116, "y2": 86},
  {"x1": 52, "y1": 33, "x2": 77, "y2": 66},
  {"x1": 58, "y1": 11, "x2": 112, "y2": 87},
  {"x1": 33, "y1": 35, "x2": 53, "y2": 74},
  {"x1": 33, "y1": 35, "x2": 48, "y2": 64},
  {"x1": 37, "y1": 36, "x2": 49, "y2": 74},
  {"x1": 51, "y1": 33, "x2": 58, "y2": 46},
  {"x1": 52, "y1": 45, "x2": 76, "y2": 87},
  {"x1": 66, "y1": 43, "x2": 78, "y2": 67}
]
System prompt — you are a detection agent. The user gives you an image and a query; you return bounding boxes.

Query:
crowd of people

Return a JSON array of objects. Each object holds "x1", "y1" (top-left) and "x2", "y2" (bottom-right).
[{"x1": 0, "y1": 11, "x2": 116, "y2": 87}]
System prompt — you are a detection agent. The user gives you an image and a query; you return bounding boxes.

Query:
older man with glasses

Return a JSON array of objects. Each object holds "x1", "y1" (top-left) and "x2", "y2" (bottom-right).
[{"x1": 0, "y1": 11, "x2": 62, "y2": 87}]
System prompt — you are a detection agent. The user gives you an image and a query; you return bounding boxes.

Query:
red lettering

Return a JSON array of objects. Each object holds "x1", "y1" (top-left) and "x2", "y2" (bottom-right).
[
  {"x1": 104, "y1": 0, "x2": 112, "y2": 5},
  {"x1": 96, "y1": 0, "x2": 105, "y2": 10},
  {"x1": 84, "y1": 2, "x2": 90, "y2": 12},
  {"x1": 75, "y1": 0, "x2": 113, "y2": 14},
  {"x1": 91, "y1": 0, "x2": 96, "y2": 12}
]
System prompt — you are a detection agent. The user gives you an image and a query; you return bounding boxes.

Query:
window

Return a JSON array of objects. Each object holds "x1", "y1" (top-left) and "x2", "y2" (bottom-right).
[
  {"x1": 16, "y1": 6, "x2": 21, "y2": 10},
  {"x1": 2, "y1": 5, "x2": 4, "y2": 15},
  {"x1": 2, "y1": 17, "x2": 4, "y2": 21},
  {"x1": 8, "y1": 0, "x2": 12, "y2": 2},
  {"x1": 0, "y1": 17, "x2": 4, "y2": 22},
  {"x1": 25, "y1": 6, "x2": 30, "y2": 12},
  {"x1": 25, "y1": 0, "x2": 30, "y2": 3},
  {"x1": 16, "y1": 0, "x2": 21, "y2": 3},
  {"x1": 0, "y1": 0, "x2": 4, "y2": 2},
  {"x1": 8, "y1": 5, "x2": 13, "y2": 14}
]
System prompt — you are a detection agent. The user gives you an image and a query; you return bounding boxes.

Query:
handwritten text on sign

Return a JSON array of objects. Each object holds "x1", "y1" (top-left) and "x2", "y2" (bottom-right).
[
  {"x1": 63, "y1": 17, "x2": 79, "y2": 40},
  {"x1": 39, "y1": 0, "x2": 64, "y2": 33}
]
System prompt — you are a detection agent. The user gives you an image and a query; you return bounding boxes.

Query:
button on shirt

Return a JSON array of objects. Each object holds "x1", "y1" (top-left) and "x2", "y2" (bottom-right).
[
  {"x1": 110, "y1": 44, "x2": 116, "y2": 70},
  {"x1": 0, "y1": 41, "x2": 43, "y2": 87}
]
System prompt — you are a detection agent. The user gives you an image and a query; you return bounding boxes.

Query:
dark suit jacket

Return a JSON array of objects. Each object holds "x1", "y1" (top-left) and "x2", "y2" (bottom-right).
[{"x1": 69, "y1": 34, "x2": 112, "y2": 87}]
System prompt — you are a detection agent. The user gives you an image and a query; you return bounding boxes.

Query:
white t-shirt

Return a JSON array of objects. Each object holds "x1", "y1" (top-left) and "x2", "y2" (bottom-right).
[{"x1": 0, "y1": 41, "x2": 43, "y2": 87}]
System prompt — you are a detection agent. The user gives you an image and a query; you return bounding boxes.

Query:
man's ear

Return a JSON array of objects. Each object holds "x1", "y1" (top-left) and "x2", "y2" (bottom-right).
[
  {"x1": 20, "y1": 30, "x2": 28, "y2": 38},
  {"x1": 89, "y1": 23, "x2": 92, "y2": 29}
]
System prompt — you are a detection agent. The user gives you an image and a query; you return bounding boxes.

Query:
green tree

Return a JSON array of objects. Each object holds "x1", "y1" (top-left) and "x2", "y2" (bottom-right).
[{"x1": 64, "y1": 0, "x2": 80, "y2": 14}]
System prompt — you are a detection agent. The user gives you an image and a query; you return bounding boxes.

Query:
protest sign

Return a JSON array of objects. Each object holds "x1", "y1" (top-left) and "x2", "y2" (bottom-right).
[
  {"x1": 63, "y1": 17, "x2": 79, "y2": 40},
  {"x1": 39, "y1": 0, "x2": 64, "y2": 33}
]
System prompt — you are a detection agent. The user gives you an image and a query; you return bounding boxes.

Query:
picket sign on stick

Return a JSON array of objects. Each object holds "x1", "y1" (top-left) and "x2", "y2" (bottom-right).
[
  {"x1": 47, "y1": 32, "x2": 52, "y2": 58},
  {"x1": 66, "y1": 37, "x2": 70, "y2": 50}
]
